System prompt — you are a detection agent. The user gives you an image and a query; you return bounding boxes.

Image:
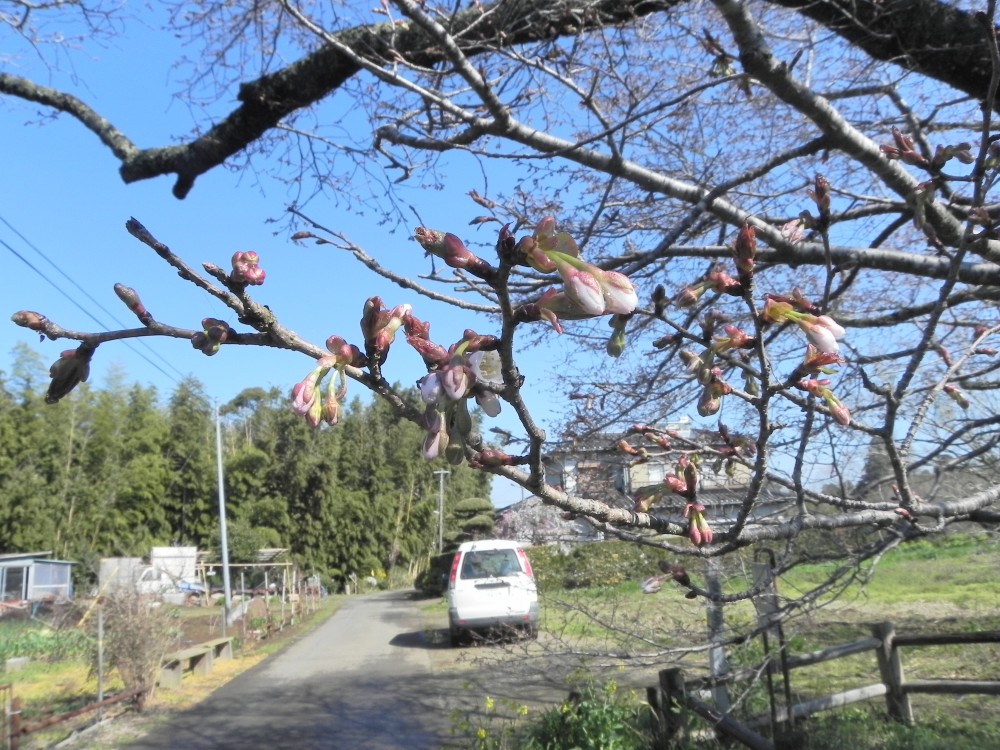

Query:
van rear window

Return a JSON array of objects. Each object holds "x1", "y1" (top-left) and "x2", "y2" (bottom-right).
[{"x1": 460, "y1": 549, "x2": 521, "y2": 579}]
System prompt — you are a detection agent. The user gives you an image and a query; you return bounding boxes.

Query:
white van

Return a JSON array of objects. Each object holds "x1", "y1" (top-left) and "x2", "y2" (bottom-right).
[{"x1": 446, "y1": 539, "x2": 539, "y2": 646}]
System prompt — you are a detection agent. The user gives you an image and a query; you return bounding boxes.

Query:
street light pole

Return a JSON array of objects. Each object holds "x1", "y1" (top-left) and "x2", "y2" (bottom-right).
[{"x1": 433, "y1": 469, "x2": 450, "y2": 554}]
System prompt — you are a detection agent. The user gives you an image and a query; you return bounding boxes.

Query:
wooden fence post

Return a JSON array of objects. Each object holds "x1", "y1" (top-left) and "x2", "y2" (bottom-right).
[
  {"x1": 647, "y1": 686, "x2": 668, "y2": 750},
  {"x1": 872, "y1": 621, "x2": 914, "y2": 725},
  {"x1": 706, "y1": 560, "x2": 732, "y2": 714},
  {"x1": 659, "y1": 668, "x2": 687, "y2": 744},
  {"x1": 9, "y1": 697, "x2": 21, "y2": 750}
]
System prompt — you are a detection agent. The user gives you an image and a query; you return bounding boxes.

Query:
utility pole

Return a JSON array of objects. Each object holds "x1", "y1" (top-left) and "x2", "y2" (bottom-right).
[
  {"x1": 433, "y1": 469, "x2": 450, "y2": 554},
  {"x1": 215, "y1": 403, "x2": 233, "y2": 635}
]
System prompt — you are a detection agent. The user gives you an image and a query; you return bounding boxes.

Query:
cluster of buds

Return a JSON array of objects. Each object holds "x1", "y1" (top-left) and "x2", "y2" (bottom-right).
[
  {"x1": 697, "y1": 367, "x2": 732, "y2": 417},
  {"x1": 633, "y1": 456, "x2": 713, "y2": 546},
  {"x1": 880, "y1": 127, "x2": 974, "y2": 170},
  {"x1": 230, "y1": 251, "x2": 265, "y2": 286},
  {"x1": 191, "y1": 318, "x2": 234, "y2": 356},
  {"x1": 880, "y1": 128, "x2": 928, "y2": 168},
  {"x1": 795, "y1": 378, "x2": 850, "y2": 425},
  {"x1": 711, "y1": 423, "x2": 756, "y2": 477},
  {"x1": 514, "y1": 218, "x2": 638, "y2": 335},
  {"x1": 45, "y1": 343, "x2": 96, "y2": 404},
  {"x1": 290, "y1": 334, "x2": 366, "y2": 427},
  {"x1": 684, "y1": 502, "x2": 713, "y2": 546},
  {"x1": 414, "y1": 328, "x2": 504, "y2": 464},
  {"x1": 678, "y1": 311, "x2": 739, "y2": 413},
  {"x1": 762, "y1": 296, "x2": 846, "y2": 354},
  {"x1": 971, "y1": 324, "x2": 998, "y2": 356}
]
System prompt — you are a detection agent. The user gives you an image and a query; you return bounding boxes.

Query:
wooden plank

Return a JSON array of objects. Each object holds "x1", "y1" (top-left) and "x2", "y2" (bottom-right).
[
  {"x1": 748, "y1": 684, "x2": 888, "y2": 727},
  {"x1": 785, "y1": 638, "x2": 881, "y2": 670},
  {"x1": 894, "y1": 631, "x2": 1000, "y2": 647},
  {"x1": 903, "y1": 680, "x2": 1000, "y2": 695},
  {"x1": 684, "y1": 694, "x2": 775, "y2": 750}
]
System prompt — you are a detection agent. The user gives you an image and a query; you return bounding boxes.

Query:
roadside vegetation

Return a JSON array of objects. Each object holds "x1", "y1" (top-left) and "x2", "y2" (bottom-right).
[{"x1": 0, "y1": 594, "x2": 343, "y2": 749}]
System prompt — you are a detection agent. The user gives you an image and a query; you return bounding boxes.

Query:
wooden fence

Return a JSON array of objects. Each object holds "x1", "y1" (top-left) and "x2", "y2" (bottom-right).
[
  {"x1": 1, "y1": 686, "x2": 144, "y2": 750},
  {"x1": 646, "y1": 621, "x2": 1000, "y2": 750}
]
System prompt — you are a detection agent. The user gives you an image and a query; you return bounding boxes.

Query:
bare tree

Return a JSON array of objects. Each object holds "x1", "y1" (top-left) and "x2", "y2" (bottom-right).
[{"x1": 6, "y1": 0, "x2": 1000, "y2": 621}]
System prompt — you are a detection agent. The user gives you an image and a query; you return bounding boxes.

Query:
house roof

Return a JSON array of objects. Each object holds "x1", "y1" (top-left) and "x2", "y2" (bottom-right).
[
  {"x1": 543, "y1": 417, "x2": 733, "y2": 460},
  {"x1": 0, "y1": 551, "x2": 76, "y2": 565},
  {"x1": 0, "y1": 551, "x2": 53, "y2": 561}
]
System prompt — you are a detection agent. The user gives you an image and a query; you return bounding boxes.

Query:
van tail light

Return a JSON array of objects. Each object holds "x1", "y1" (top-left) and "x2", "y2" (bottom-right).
[
  {"x1": 516, "y1": 547, "x2": 533, "y2": 577},
  {"x1": 448, "y1": 552, "x2": 461, "y2": 588}
]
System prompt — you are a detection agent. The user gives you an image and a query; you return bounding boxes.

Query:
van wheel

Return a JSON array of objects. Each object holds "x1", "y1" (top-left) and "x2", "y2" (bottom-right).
[{"x1": 449, "y1": 629, "x2": 463, "y2": 647}]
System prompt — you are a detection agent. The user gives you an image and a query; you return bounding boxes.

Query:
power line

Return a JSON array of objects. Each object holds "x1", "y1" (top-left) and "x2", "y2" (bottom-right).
[{"x1": 0, "y1": 213, "x2": 188, "y2": 384}]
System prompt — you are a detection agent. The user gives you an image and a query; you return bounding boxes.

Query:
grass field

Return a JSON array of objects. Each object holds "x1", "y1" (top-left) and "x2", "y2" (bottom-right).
[{"x1": 524, "y1": 533, "x2": 1000, "y2": 748}]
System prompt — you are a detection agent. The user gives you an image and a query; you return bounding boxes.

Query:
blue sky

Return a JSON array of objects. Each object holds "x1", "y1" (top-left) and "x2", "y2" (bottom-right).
[{"x1": 0, "y1": 13, "x2": 579, "y2": 507}]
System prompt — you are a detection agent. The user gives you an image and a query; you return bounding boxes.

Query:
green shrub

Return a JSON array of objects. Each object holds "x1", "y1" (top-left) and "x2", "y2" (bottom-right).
[
  {"x1": 0, "y1": 622, "x2": 93, "y2": 662},
  {"x1": 529, "y1": 541, "x2": 654, "y2": 592},
  {"x1": 518, "y1": 681, "x2": 651, "y2": 750},
  {"x1": 454, "y1": 681, "x2": 651, "y2": 750}
]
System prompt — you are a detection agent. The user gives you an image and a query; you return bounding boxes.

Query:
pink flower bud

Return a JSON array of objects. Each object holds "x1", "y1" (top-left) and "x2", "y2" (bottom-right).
[
  {"x1": 230, "y1": 251, "x2": 265, "y2": 285},
  {"x1": 11, "y1": 311, "x2": 47, "y2": 331},
  {"x1": 677, "y1": 285, "x2": 704, "y2": 307},
  {"x1": 831, "y1": 402, "x2": 851, "y2": 426},
  {"x1": 944, "y1": 384, "x2": 970, "y2": 410},
  {"x1": 421, "y1": 414, "x2": 449, "y2": 461},
  {"x1": 419, "y1": 373, "x2": 443, "y2": 404},
  {"x1": 439, "y1": 362, "x2": 473, "y2": 401},
  {"x1": 688, "y1": 524, "x2": 703, "y2": 545},
  {"x1": 733, "y1": 222, "x2": 756, "y2": 276},
  {"x1": 599, "y1": 270, "x2": 638, "y2": 315},
  {"x1": 323, "y1": 383, "x2": 342, "y2": 426},
  {"x1": 761, "y1": 297, "x2": 794, "y2": 324},
  {"x1": 291, "y1": 378, "x2": 318, "y2": 417},
  {"x1": 561, "y1": 266, "x2": 606, "y2": 315},
  {"x1": 641, "y1": 576, "x2": 664, "y2": 594},
  {"x1": 800, "y1": 314, "x2": 845, "y2": 354},
  {"x1": 474, "y1": 390, "x2": 501, "y2": 417},
  {"x1": 46, "y1": 344, "x2": 95, "y2": 404},
  {"x1": 413, "y1": 228, "x2": 491, "y2": 275},
  {"x1": 114, "y1": 284, "x2": 151, "y2": 322},
  {"x1": 665, "y1": 476, "x2": 688, "y2": 495}
]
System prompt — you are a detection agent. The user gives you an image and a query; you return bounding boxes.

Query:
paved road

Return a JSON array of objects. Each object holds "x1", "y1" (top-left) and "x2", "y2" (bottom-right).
[{"x1": 124, "y1": 591, "x2": 463, "y2": 750}]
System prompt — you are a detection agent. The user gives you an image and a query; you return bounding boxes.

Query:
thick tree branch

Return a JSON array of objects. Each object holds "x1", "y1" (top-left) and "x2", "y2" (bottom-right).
[
  {"x1": 1, "y1": 0, "x2": 678, "y2": 198},
  {"x1": 769, "y1": 0, "x2": 998, "y2": 109}
]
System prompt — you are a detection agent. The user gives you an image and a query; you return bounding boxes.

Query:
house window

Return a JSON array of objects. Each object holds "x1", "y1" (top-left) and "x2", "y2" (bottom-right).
[
  {"x1": 2, "y1": 566, "x2": 25, "y2": 601},
  {"x1": 646, "y1": 463, "x2": 665, "y2": 483}
]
